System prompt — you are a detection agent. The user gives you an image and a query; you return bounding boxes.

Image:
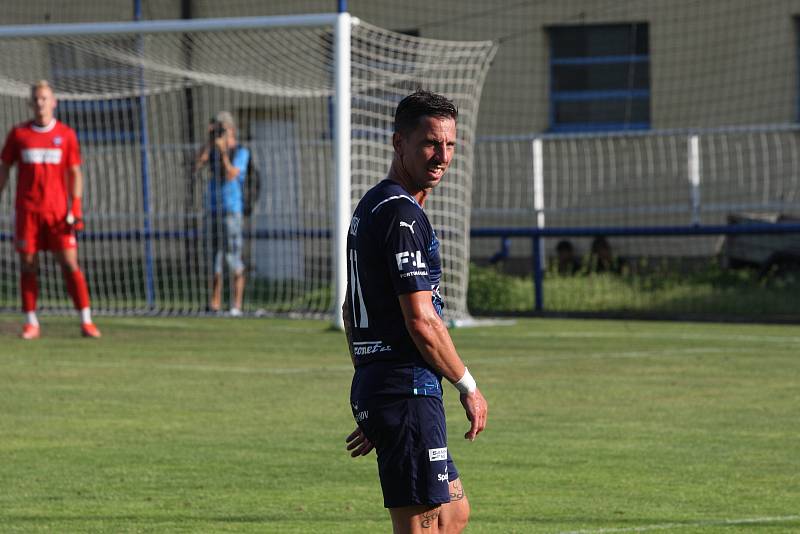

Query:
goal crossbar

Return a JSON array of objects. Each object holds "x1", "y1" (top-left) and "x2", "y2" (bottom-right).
[
  {"x1": 0, "y1": 14, "x2": 496, "y2": 322},
  {"x1": 0, "y1": 14, "x2": 347, "y2": 39}
]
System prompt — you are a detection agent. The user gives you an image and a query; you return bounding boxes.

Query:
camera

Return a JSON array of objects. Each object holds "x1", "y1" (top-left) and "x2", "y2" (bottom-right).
[{"x1": 209, "y1": 122, "x2": 226, "y2": 141}]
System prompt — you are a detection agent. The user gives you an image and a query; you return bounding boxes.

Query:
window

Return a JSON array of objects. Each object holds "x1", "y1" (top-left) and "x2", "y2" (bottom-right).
[{"x1": 547, "y1": 23, "x2": 650, "y2": 132}]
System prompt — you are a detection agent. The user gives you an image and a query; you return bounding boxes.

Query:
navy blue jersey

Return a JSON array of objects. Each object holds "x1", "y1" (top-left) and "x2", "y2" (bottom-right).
[{"x1": 347, "y1": 179, "x2": 444, "y2": 399}]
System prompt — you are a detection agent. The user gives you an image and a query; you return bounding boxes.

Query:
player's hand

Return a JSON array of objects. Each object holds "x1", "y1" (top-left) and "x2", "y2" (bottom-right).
[
  {"x1": 345, "y1": 426, "x2": 374, "y2": 457},
  {"x1": 460, "y1": 387, "x2": 488, "y2": 441},
  {"x1": 67, "y1": 212, "x2": 84, "y2": 231}
]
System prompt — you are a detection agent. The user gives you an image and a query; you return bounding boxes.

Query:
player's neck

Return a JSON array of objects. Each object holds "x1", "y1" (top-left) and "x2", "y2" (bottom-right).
[
  {"x1": 33, "y1": 116, "x2": 55, "y2": 128},
  {"x1": 387, "y1": 163, "x2": 429, "y2": 206}
]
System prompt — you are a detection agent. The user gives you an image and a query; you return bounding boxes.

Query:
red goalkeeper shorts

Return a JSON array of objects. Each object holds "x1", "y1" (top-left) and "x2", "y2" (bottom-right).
[{"x1": 15, "y1": 209, "x2": 77, "y2": 254}]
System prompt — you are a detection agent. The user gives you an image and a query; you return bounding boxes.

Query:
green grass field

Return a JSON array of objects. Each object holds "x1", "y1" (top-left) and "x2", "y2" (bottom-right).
[{"x1": 0, "y1": 315, "x2": 798, "y2": 533}]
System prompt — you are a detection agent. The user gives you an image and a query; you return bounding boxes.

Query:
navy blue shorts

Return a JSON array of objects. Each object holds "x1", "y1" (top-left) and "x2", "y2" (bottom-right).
[{"x1": 352, "y1": 395, "x2": 459, "y2": 508}]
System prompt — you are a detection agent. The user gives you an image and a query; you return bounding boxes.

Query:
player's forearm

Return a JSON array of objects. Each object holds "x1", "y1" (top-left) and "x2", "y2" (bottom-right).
[
  {"x1": 405, "y1": 313, "x2": 466, "y2": 384},
  {"x1": 69, "y1": 166, "x2": 83, "y2": 200}
]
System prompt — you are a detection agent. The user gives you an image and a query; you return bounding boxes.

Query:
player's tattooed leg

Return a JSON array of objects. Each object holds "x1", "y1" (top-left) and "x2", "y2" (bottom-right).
[
  {"x1": 449, "y1": 478, "x2": 465, "y2": 501},
  {"x1": 420, "y1": 506, "x2": 441, "y2": 529}
]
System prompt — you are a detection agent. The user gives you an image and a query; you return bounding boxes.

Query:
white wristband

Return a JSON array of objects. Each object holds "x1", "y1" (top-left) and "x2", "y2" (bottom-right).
[{"x1": 454, "y1": 367, "x2": 477, "y2": 394}]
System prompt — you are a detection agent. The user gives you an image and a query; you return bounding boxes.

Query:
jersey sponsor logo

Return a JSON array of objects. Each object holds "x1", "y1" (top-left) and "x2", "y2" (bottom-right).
[
  {"x1": 21, "y1": 148, "x2": 62, "y2": 164},
  {"x1": 396, "y1": 250, "x2": 428, "y2": 278},
  {"x1": 437, "y1": 463, "x2": 449, "y2": 482},
  {"x1": 399, "y1": 220, "x2": 416, "y2": 234},
  {"x1": 352, "y1": 340, "x2": 392, "y2": 356},
  {"x1": 354, "y1": 409, "x2": 369, "y2": 422},
  {"x1": 429, "y1": 447, "x2": 447, "y2": 462},
  {"x1": 349, "y1": 216, "x2": 360, "y2": 236},
  {"x1": 400, "y1": 270, "x2": 428, "y2": 279},
  {"x1": 395, "y1": 250, "x2": 426, "y2": 271},
  {"x1": 351, "y1": 401, "x2": 369, "y2": 422}
]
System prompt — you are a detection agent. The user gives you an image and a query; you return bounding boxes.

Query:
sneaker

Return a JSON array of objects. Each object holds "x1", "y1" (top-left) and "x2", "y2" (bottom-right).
[
  {"x1": 20, "y1": 323, "x2": 40, "y2": 340},
  {"x1": 229, "y1": 308, "x2": 243, "y2": 317},
  {"x1": 81, "y1": 323, "x2": 102, "y2": 338}
]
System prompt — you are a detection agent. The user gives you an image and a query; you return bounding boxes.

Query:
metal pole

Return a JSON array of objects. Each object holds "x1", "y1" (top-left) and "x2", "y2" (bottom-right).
[
  {"x1": 532, "y1": 138, "x2": 545, "y2": 312},
  {"x1": 134, "y1": 0, "x2": 156, "y2": 308},
  {"x1": 688, "y1": 134, "x2": 701, "y2": 225},
  {"x1": 180, "y1": 0, "x2": 197, "y2": 311},
  {"x1": 332, "y1": 11, "x2": 351, "y2": 330},
  {"x1": 0, "y1": 14, "x2": 341, "y2": 38},
  {"x1": 532, "y1": 236, "x2": 544, "y2": 312}
]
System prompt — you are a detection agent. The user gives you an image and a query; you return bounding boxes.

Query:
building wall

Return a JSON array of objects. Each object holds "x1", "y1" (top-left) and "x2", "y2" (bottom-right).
[
  {"x1": 2, "y1": 1, "x2": 798, "y2": 134},
  {"x1": 2, "y1": 0, "x2": 799, "y2": 268}
]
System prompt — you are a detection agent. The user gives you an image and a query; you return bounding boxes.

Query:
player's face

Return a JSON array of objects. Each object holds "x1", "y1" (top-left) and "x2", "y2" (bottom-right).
[
  {"x1": 395, "y1": 115, "x2": 456, "y2": 192},
  {"x1": 31, "y1": 87, "x2": 57, "y2": 124}
]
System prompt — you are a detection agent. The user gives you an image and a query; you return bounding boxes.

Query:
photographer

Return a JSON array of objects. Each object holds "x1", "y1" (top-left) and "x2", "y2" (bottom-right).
[{"x1": 194, "y1": 111, "x2": 250, "y2": 316}]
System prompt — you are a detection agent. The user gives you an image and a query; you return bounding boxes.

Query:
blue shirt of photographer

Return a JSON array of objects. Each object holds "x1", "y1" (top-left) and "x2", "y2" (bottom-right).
[{"x1": 207, "y1": 146, "x2": 250, "y2": 215}]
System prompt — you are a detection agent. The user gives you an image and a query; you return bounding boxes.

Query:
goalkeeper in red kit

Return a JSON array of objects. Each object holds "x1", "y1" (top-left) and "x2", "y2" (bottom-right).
[{"x1": 0, "y1": 80, "x2": 100, "y2": 339}]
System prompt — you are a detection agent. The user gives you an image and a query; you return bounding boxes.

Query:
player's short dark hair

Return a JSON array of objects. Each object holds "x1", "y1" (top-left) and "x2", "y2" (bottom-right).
[{"x1": 394, "y1": 90, "x2": 458, "y2": 137}]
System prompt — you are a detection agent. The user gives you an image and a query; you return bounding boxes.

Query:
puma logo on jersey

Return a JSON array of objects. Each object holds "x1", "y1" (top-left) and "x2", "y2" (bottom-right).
[{"x1": 399, "y1": 220, "x2": 416, "y2": 234}]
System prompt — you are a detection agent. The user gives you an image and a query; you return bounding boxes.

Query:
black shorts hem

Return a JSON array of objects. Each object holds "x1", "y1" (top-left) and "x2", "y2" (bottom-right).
[{"x1": 384, "y1": 497, "x2": 451, "y2": 509}]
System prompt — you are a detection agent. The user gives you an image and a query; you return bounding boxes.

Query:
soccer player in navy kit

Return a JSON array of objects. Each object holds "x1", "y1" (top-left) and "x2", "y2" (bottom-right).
[{"x1": 343, "y1": 90, "x2": 488, "y2": 534}]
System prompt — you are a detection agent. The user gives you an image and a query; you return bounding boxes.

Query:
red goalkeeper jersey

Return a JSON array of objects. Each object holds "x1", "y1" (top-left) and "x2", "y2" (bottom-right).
[{"x1": 1, "y1": 119, "x2": 81, "y2": 215}]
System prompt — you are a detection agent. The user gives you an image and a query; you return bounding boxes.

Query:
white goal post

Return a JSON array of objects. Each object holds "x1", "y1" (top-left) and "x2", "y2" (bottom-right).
[{"x1": 0, "y1": 14, "x2": 497, "y2": 322}]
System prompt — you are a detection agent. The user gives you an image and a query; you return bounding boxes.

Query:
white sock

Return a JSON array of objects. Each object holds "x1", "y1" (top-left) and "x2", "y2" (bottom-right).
[
  {"x1": 26, "y1": 311, "x2": 39, "y2": 327},
  {"x1": 80, "y1": 307, "x2": 92, "y2": 325}
]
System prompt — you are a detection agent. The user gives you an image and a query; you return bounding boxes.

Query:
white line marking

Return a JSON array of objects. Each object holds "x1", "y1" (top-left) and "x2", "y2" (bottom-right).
[
  {"x1": 558, "y1": 514, "x2": 800, "y2": 534},
  {"x1": 505, "y1": 330, "x2": 800, "y2": 345}
]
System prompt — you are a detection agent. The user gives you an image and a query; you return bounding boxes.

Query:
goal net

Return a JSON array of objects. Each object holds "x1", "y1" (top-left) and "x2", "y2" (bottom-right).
[
  {"x1": 462, "y1": 3, "x2": 800, "y2": 319},
  {"x1": 0, "y1": 15, "x2": 497, "y2": 319}
]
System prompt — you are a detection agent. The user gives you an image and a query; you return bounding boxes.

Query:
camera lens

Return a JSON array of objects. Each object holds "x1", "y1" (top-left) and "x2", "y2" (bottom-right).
[{"x1": 209, "y1": 123, "x2": 226, "y2": 141}]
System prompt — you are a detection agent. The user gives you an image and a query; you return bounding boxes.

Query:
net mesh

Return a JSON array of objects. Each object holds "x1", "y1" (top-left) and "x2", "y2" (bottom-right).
[
  {"x1": 5, "y1": 2, "x2": 800, "y2": 319},
  {"x1": 0, "y1": 18, "x2": 497, "y2": 318},
  {"x1": 472, "y1": 128, "x2": 800, "y2": 261}
]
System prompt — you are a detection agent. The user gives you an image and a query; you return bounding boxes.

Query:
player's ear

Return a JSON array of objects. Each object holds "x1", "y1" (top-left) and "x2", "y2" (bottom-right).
[{"x1": 392, "y1": 132, "x2": 404, "y2": 156}]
